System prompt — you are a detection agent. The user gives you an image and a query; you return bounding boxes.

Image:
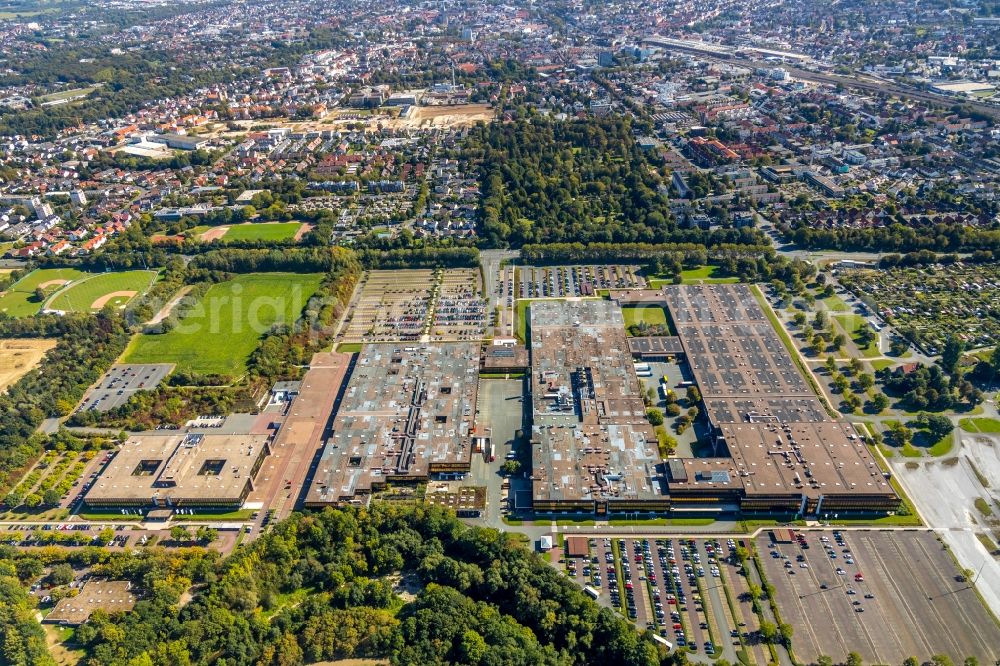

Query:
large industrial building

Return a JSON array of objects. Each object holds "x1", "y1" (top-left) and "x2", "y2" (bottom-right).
[
  {"x1": 304, "y1": 342, "x2": 480, "y2": 506},
  {"x1": 529, "y1": 300, "x2": 668, "y2": 514},
  {"x1": 83, "y1": 433, "x2": 270, "y2": 508},
  {"x1": 528, "y1": 285, "x2": 900, "y2": 517}
]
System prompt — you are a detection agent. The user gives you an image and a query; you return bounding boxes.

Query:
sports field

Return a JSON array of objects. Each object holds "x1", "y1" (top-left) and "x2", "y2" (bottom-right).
[
  {"x1": 124, "y1": 273, "x2": 324, "y2": 376},
  {"x1": 195, "y1": 222, "x2": 303, "y2": 243},
  {"x1": 0, "y1": 268, "x2": 86, "y2": 317},
  {"x1": 47, "y1": 270, "x2": 158, "y2": 312}
]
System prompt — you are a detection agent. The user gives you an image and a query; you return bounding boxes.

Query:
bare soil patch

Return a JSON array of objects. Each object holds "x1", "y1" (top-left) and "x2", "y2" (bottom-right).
[
  {"x1": 91, "y1": 290, "x2": 137, "y2": 309},
  {"x1": 0, "y1": 338, "x2": 56, "y2": 391},
  {"x1": 294, "y1": 222, "x2": 315, "y2": 241},
  {"x1": 199, "y1": 226, "x2": 230, "y2": 241}
]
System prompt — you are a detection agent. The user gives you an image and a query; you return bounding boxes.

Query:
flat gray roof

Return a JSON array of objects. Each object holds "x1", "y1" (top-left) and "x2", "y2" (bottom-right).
[
  {"x1": 306, "y1": 342, "x2": 480, "y2": 504},
  {"x1": 84, "y1": 433, "x2": 269, "y2": 506}
]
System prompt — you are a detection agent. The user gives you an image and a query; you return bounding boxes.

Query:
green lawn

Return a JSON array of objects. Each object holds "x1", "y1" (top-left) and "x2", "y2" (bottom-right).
[
  {"x1": 607, "y1": 517, "x2": 715, "y2": 527},
  {"x1": 124, "y1": 273, "x2": 324, "y2": 376},
  {"x1": 871, "y1": 359, "x2": 895, "y2": 372},
  {"x1": 834, "y1": 314, "x2": 880, "y2": 358},
  {"x1": 40, "y1": 86, "x2": 97, "y2": 103},
  {"x1": 220, "y1": 222, "x2": 302, "y2": 243},
  {"x1": 515, "y1": 299, "x2": 538, "y2": 343},
  {"x1": 960, "y1": 417, "x2": 1000, "y2": 434},
  {"x1": 648, "y1": 265, "x2": 740, "y2": 288},
  {"x1": 621, "y1": 305, "x2": 673, "y2": 333},
  {"x1": 47, "y1": 270, "x2": 158, "y2": 312},
  {"x1": 336, "y1": 342, "x2": 363, "y2": 353},
  {"x1": 821, "y1": 293, "x2": 850, "y2": 312},
  {"x1": 0, "y1": 268, "x2": 86, "y2": 317},
  {"x1": 927, "y1": 434, "x2": 954, "y2": 456}
]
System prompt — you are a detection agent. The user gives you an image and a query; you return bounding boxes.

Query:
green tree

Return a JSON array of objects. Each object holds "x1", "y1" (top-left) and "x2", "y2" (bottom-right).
[
  {"x1": 686, "y1": 386, "x2": 701, "y2": 405},
  {"x1": 196, "y1": 526, "x2": 219, "y2": 544},
  {"x1": 48, "y1": 563, "x2": 74, "y2": 586},
  {"x1": 170, "y1": 525, "x2": 190, "y2": 543},
  {"x1": 847, "y1": 652, "x2": 864, "y2": 666},
  {"x1": 941, "y1": 335, "x2": 964, "y2": 375},
  {"x1": 759, "y1": 620, "x2": 777, "y2": 643},
  {"x1": 500, "y1": 460, "x2": 521, "y2": 476},
  {"x1": 646, "y1": 408, "x2": 664, "y2": 426},
  {"x1": 871, "y1": 392, "x2": 889, "y2": 413},
  {"x1": 42, "y1": 488, "x2": 62, "y2": 506}
]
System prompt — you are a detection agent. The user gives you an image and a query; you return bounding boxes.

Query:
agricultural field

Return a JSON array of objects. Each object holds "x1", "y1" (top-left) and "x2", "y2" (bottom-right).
[
  {"x1": 0, "y1": 267, "x2": 86, "y2": 317},
  {"x1": 839, "y1": 263, "x2": 1000, "y2": 353},
  {"x1": 0, "y1": 338, "x2": 56, "y2": 391},
  {"x1": 124, "y1": 273, "x2": 324, "y2": 376},
  {"x1": 46, "y1": 270, "x2": 158, "y2": 313}
]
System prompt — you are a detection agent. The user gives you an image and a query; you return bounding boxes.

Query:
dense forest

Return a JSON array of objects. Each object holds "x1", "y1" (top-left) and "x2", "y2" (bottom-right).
[
  {"x1": 469, "y1": 115, "x2": 679, "y2": 247},
  {"x1": 55, "y1": 504, "x2": 668, "y2": 666}
]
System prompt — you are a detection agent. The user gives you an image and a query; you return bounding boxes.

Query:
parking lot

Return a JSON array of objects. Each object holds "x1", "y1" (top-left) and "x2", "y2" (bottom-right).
[
  {"x1": 430, "y1": 268, "x2": 487, "y2": 341},
  {"x1": 759, "y1": 530, "x2": 1000, "y2": 664},
  {"x1": 517, "y1": 264, "x2": 646, "y2": 298},
  {"x1": 341, "y1": 269, "x2": 434, "y2": 342},
  {"x1": 342, "y1": 269, "x2": 486, "y2": 343},
  {"x1": 561, "y1": 537, "x2": 752, "y2": 661},
  {"x1": 78, "y1": 363, "x2": 173, "y2": 412}
]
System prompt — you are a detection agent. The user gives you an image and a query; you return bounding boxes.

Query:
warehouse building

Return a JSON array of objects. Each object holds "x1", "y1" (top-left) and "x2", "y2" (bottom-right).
[
  {"x1": 83, "y1": 433, "x2": 270, "y2": 509},
  {"x1": 305, "y1": 342, "x2": 480, "y2": 506},
  {"x1": 529, "y1": 300, "x2": 669, "y2": 514},
  {"x1": 528, "y1": 286, "x2": 899, "y2": 517}
]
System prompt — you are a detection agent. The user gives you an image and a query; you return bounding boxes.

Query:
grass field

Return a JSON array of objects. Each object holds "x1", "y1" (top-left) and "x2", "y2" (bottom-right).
[
  {"x1": 621, "y1": 305, "x2": 673, "y2": 333},
  {"x1": 124, "y1": 273, "x2": 324, "y2": 376},
  {"x1": 821, "y1": 293, "x2": 850, "y2": 312},
  {"x1": 648, "y1": 264, "x2": 740, "y2": 288},
  {"x1": 39, "y1": 86, "x2": 97, "y2": 103},
  {"x1": 0, "y1": 268, "x2": 86, "y2": 317},
  {"x1": 218, "y1": 222, "x2": 302, "y2": 242},
  {"x1": 960, "y1": 417, "x2": 1000, "y2": 434},
  {"x1": 47, "y1": 270, "x2": 157, "y2": 312},
  {"x1": 834, "y1": 314, "x2": 880, "y2": 358},
  {"x1": 193, "y1": 222, "x2": 302, "y2": 243}
]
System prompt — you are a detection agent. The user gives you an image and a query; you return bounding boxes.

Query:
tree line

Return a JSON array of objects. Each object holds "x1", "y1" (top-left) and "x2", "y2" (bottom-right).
[{"x1": 781, "y1": 222, "x2": 1000, "y2": 254}]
